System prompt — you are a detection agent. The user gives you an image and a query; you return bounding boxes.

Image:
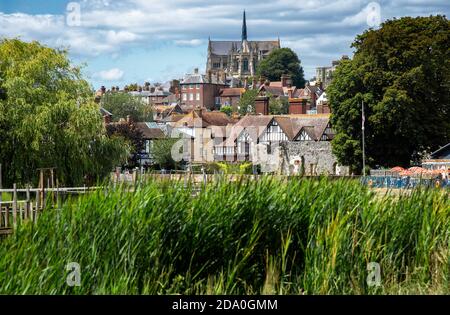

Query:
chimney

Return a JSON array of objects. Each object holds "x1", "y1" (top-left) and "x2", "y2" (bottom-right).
[
  {"x1": 281, "y1": 74, "x2": 287, "y2": 87},
  {"x1": 101, "y1": 86, "x2": 106, "y2": 94},
  {"x1": 288, "y1": 98, "x2": 307, "y2": 115},
  {"x1": 264, "y1": 79, "x2": 270, "y2": 86},
  {"x1": 288, "y1": 88, "x2": 293, "y2": 99},
  {"x1": 254, "y1": 96, "x2": 269, "y2": 115},
  {"x1": 111, "y1": 86, "x2": 116, "y2": 92}
]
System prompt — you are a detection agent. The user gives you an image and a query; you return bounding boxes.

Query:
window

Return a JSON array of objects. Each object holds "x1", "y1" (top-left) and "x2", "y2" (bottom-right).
[
  {"x1": 213, "y1": 62, "x2": 220, "y2": 69},
  {"x1": 243, "y1": 58, "x2": 248, "y2": 72},
  {"x1": 196, "y1": 84, "x2": 200, "y2": 89},
  {"x1": 182, "y1": 93, "x2": 187, "y2": 101},
  {"x1": 189, "y1": 84, "x2": 194, "y2": 89},
  {"x1": 189, "y1": 93, "x2": 194, "y2": 101},
  {"x1": 215, "y1": 97, "x2": 221, "y2": 105},
  {"x1": 196, "y1": 93, "x2": 200, "y2": 101}
]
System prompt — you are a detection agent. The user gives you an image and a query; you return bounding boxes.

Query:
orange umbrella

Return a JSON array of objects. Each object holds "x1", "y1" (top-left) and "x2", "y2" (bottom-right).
[{"x1": 390, "y1": 166, "x2": 405, "y2": 172}]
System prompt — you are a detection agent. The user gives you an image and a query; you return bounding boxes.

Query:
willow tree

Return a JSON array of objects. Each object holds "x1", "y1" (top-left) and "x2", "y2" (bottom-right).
[{"x1": 0, "y1": 39, "x2": 129, "y2": 187}]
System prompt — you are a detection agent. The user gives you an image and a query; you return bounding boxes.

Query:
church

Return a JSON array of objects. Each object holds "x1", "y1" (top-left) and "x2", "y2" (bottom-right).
[{"x1": 206, "y1": 11, "x2": 281, "y2": 83}]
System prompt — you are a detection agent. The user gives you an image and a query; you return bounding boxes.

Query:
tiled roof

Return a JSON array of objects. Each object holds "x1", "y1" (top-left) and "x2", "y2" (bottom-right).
[
  {"x1": 135, "y1": 122, "x2": 166, "y2": 139},
  {"x1": 181, "y1": 73, "x2": 226, "y2": 85},
  {"x1": 174, "y1": 109, "x2": 232, "y2": 128},
  {"x1": 219, "y1": 88, "x2": 245, "y2": 97}
]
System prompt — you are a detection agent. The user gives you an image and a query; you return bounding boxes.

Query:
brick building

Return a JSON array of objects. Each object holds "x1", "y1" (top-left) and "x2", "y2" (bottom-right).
[{"x1": 180, "y1": 68, "x2": 228, "y2": 111}]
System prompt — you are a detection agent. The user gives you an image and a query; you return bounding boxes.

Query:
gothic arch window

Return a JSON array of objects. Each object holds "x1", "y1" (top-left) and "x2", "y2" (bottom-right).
[{"x1": 243, "y1": 58, "x2": 249, "y2": 72}]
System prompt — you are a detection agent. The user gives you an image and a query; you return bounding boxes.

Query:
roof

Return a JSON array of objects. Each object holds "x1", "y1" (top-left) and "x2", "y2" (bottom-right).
[
  {"x1": 174, "y1": 109, "x2": 232, "y2": 128},
  {"x1": 259, "y1": 85, "x2": 285, "y2": 97},
  {"x1": 209, "y1": 40, "x2": 280, "y2": 55},
  {"x1": 219, "y1": 88, "x2": 245, "y2": 97},
  {"x1": 134, "y1": 122, "x2": 166, "y2": 139},
  {"x1": 430, "y1": 142, "x2": 450, "y2": 159},
  {"x1": 221, "y1": 114, "x2": 332, "y2": 145},
  {"x1": 181, "y1": 73, "x2": 226, "y2": 85}
]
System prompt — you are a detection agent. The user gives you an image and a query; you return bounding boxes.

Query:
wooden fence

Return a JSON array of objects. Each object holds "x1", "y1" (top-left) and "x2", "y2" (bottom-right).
[{"x1": 0, "y1": 185, "x2": 98, "y2": 236}]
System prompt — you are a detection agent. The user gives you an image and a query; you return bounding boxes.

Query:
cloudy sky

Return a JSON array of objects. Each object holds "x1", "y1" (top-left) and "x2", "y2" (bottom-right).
[{"x1": 0, "y1": 0, "x2": 449, "y2": 89}]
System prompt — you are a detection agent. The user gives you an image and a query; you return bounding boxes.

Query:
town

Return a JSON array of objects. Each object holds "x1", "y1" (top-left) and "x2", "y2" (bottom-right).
[{"x1": 0, "y1": 1, "x2": 449, "y2": 300}]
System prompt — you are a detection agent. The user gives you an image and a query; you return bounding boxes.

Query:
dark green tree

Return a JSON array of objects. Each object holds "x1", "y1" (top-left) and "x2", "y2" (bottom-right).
[
  {"x1": 100, "y1": 91, "x2": 152, "y2": 122},
  {"x1": 256, "y1": 48, "x2": 305, "y2": 88},
  {"x1": 152, "y1": 138, "x2": 180, "y2": 170},
  {"x1": 106, "y1": 122, "x2": 144, "y2": 168},
  {"x1": 328, "y1": 15, "x2": 450, "y2": 172}
]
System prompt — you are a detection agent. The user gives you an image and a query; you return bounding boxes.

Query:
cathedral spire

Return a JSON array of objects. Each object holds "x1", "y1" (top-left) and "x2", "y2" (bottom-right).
[{"x1": 241, "y1": 10, "x2": 247, "y2": 41}]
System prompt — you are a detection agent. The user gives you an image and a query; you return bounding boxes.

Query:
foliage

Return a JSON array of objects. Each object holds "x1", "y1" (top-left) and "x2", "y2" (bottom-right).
[
  {"x1": 256, "y1": 48, "x2": 305, "y2": 88},
  {"x1": 328, "y1": 16, "x2": 450, "y2": 172},
  {"x1": 151, "y1": 138, "x2": 180, "y2": 170},
  {"x1": 220, "y1": 105, "x2": 233, "y2": 116},
  {"x1": 216, "y1": 162, "x2": 253, "y2": 174},
  {"x1": 268, "y1": 96, "x2": 289, "y2": 115},
  {"x1": 0, "y1": 39, "x2": 128, "y2": 187},
  {"x1": 0, "y1": 178, "x2": 448, "y2": 294},
  {"x1": 100, "y1": 91, "x2": 152, "y2": 122},
  {"x1": 237, "y1": 89, "x2": 258, "y2": 116},
  {"x1": 106, "y1": 122, "x2": 144, "y2": 168}
]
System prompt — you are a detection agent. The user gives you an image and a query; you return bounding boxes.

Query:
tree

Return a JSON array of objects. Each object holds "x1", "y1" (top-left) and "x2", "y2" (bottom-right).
[
  {"x1": 220, "y1": 105, "x2": 233, "y2": 116},
  {"x1": 237, "y1": 89, "x2": 258, "y2": 116},
  {"x1": 106, "y1": 122, "x2": 144, "y2": 168},
  {"x1": 268, "y1": 96, "x2": 289, "y2": 115},
  {"x1": 151, "y1": 138, "x2": 180, "y2": 170},
  {"x1": 100, "y1": 91, "x2": 152, "y2": 122},
  {"x1": 256, "y1": 48, "x2": 305, "y2": 88},
  {"x1": 0, "y1": 39, "x2": 128, "y2": 187},
  {"x1": 328, "y1": 16, "x2": 450, "y2": 172}
]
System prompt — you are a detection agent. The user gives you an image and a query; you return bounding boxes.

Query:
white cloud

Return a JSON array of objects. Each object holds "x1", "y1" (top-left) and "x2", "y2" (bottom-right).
[
  {"x1": 93, "y1": 68, "x2": 124, "y2": 81},
  {"x1": 174, "y1": 39, "x2": 203, "y2": 47}
]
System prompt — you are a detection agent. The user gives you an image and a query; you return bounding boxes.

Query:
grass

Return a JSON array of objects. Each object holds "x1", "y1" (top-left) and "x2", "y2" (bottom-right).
[{"x1": 0, "y1": 176, "x2": 448, "y2": 294}]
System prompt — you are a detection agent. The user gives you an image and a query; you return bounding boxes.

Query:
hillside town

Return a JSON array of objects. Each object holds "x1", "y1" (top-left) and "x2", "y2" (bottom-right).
[
  {"x1": 94, "y1": 12, "x2": 351, "y2": 177},
  {"x1": 93, "y1": 12, "x2": 449, "y2": 185}
]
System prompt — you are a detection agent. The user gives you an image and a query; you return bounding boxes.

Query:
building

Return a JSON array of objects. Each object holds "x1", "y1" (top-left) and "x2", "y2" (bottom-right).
[
  {"x1": 180, "y1": 68, "x2": 228, "y2": 111},
  {"x1": 315, "y1": 55, "x2": 350, "y2": 90},
  {"x1": 172, "y1": 108, "x2": 234, "y2": 163},
  {"x1": 134, "y1": 122, "x2": 167, "y2": 167},
  {"x1": 206, "y1": 11, "x2": 280, "y2": 82},
  {"x1": 213, "y1": 114, "x2": 346, "y2": 175},
  {"x1": 219, "y1": 87, "x2": 245, "y2": 111}
]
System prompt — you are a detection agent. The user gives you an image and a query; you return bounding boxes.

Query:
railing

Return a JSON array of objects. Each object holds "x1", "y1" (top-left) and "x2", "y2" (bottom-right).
[{"x1": 0, "y1": 184, "x2": 99, "y2": 235}]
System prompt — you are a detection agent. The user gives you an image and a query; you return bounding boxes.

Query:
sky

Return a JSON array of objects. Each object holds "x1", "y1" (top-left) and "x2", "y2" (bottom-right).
[{"x1": 0, "y1": 0, "x2": 449, "y2": 90}]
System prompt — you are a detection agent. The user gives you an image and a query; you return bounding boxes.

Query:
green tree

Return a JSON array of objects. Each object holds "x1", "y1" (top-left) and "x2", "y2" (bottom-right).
[
  {"x1": 268, "y1": 96, "x2": 289, "y2": 115},
  {"x1": 237, "y1": 89, "x2": 258, "y2": 115},
  {"x1": 328, "y1": 16, "x2": 450, "y2": 172},
  {"x1": 256, "y1": 48, "x2": 305, "y2": 88},
  {"x1": 100, "y1": 91, "x2": 152, "y2": 122},
  {"x1": 151, "y1": 138, "x2": 180, "y2": 170},
  {"x1": 106, "y1": 122, "x2": 144, "y2": 168},
  {"x1": 220, "y1": 105, "x2": 233, "y2": 116},
  {"x1": 0, "y1": 39, "x2": 128, "y2": 186}
]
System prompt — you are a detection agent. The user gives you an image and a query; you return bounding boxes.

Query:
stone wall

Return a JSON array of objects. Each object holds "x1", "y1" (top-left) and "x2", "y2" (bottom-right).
[{"x1": 276, "y1": 141, "x2": 349, "y2": 175}]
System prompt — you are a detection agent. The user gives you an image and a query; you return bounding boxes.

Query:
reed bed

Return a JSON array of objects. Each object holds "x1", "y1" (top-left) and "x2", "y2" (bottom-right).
[{"x1": 0, "y1": 177, "x2": 448, "y2": 294}]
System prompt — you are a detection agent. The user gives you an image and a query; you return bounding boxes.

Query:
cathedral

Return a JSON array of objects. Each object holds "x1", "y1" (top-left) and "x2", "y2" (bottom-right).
[{"x1": 206, "y1": 11, "x2": 280, "y2": 84}]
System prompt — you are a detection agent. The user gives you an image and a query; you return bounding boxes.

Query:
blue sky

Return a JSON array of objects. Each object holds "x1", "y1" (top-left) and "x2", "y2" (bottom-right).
[{"x1": 1, "y1": 0, "x2": 449, "y2": 90}]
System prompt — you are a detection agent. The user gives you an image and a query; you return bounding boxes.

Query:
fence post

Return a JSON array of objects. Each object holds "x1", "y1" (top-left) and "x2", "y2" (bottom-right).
[
  {"x1": 35, "y1": 190, "x2": 40, "y2": 221},
  {"x1": 25, "y1": 185, "x2": 30, "y2": 220},
  {"x1": 12, "y1": 183, "x2": 17, "y2": 228},
  {"x1": 56, "y1": 179, "x2": 60, "y2": 209}
]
